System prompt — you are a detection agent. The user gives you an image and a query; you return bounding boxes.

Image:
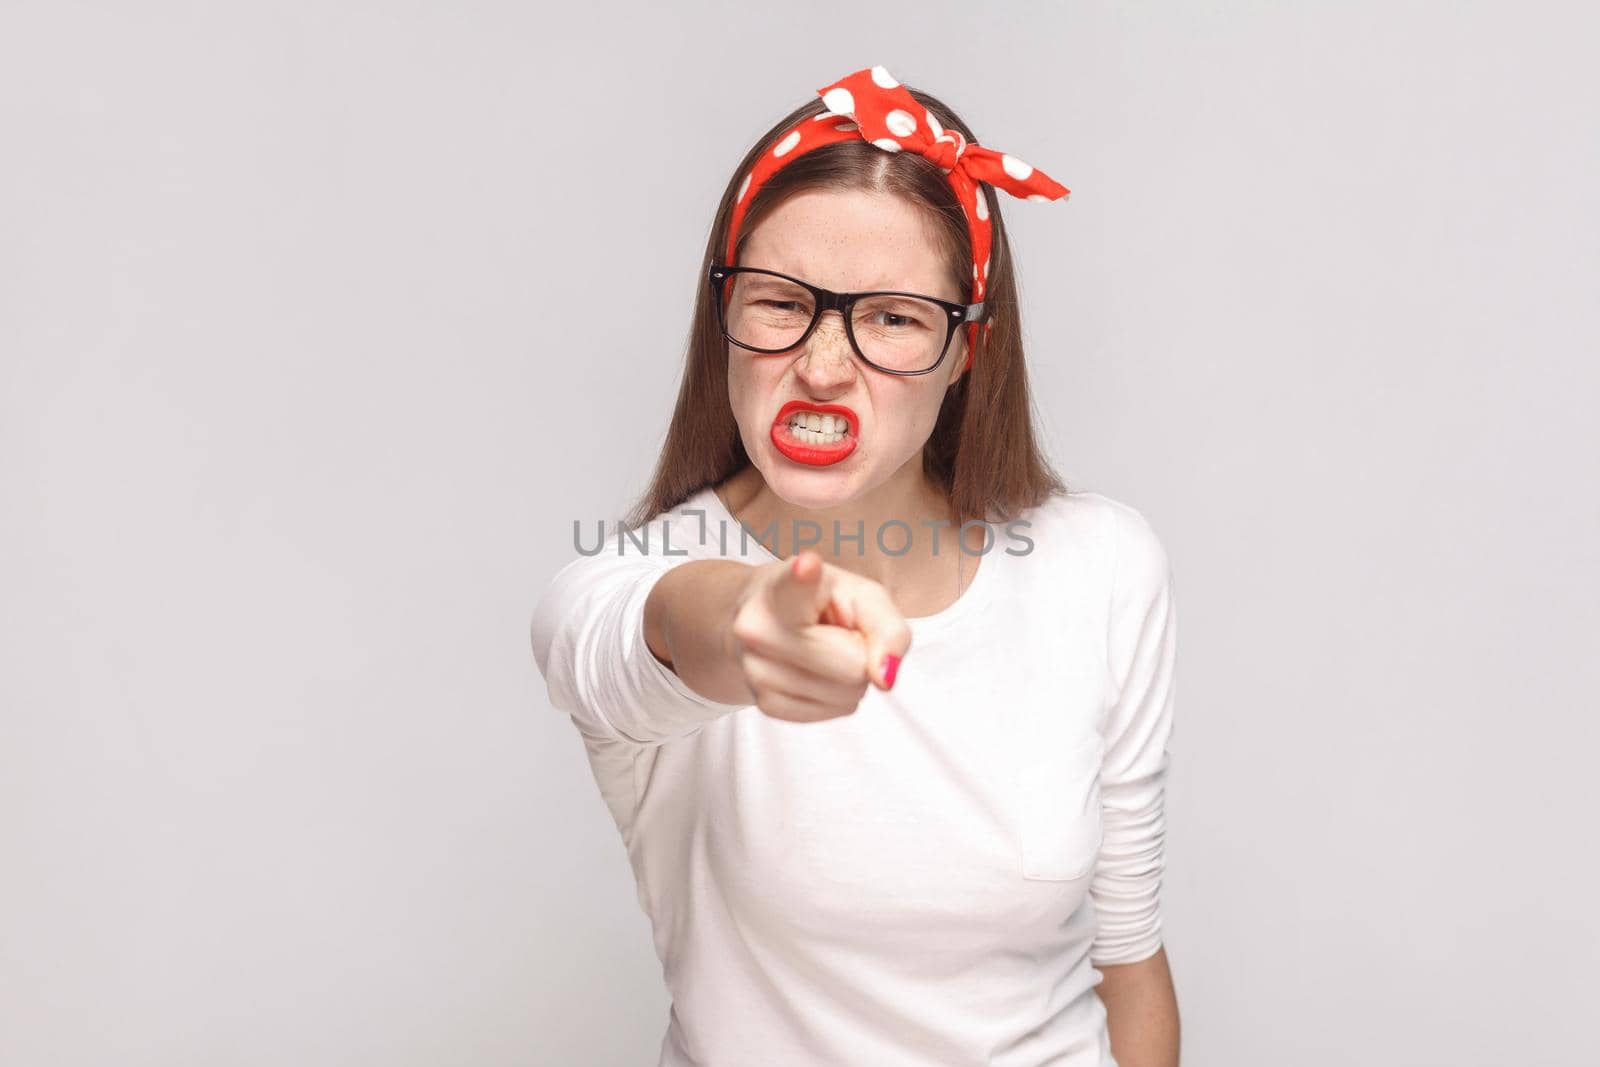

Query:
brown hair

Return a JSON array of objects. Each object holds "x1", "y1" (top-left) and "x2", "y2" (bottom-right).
[{"x1": 622, "y1": 81, "x2": 1068, "y2": 531}]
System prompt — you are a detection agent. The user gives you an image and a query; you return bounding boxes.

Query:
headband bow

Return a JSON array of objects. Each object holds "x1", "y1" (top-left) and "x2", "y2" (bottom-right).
[{"x1": 724, "y1": 65, "x2": 1071, "y2": 370}]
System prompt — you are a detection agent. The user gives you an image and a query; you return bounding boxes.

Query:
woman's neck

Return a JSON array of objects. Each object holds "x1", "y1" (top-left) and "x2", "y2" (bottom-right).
[{"x1": 714, "y1": 462, "x2": 982, "y2": 615}]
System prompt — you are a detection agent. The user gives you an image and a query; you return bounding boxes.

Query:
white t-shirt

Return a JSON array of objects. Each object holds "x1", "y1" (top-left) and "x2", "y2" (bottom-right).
[{"x1": 531, "y1": 484, "x2": 1178, "y2": 1067}]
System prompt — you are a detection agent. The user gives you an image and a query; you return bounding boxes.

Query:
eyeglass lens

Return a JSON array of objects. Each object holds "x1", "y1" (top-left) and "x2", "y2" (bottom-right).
[{"x1": 721, "y1": 272, "x2": 949, "y2": 373}]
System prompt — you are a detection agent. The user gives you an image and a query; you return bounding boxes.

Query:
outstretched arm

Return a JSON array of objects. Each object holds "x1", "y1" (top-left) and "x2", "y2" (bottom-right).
[{"x1": 531, "y1": 549, "x2": 753, "y2": 747}]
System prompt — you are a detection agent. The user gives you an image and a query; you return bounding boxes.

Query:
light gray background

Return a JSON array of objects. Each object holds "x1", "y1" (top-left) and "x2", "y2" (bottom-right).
[{"x1": 2, "y1": 2, "x2": 1595, "y2": 1064}]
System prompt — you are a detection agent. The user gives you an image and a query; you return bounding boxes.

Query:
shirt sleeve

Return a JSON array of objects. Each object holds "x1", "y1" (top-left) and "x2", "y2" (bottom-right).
[
  {"x1": 530, "y1": 548, "x2": 753, "y2": 747},
  {"x1": 1089, "y1": 500, "x2": 1178, "y2": 966}
]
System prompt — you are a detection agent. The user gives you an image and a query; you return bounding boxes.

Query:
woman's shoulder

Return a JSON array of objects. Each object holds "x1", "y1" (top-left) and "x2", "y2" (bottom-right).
[
  {"x1": 545, "y1": 488, "x2": 725, "y2": 587},
  {"x1": 1012, "y1": 485, "x2": 1159, "y2": 538},
  {"x1": 635, "y1": 485, "x2": 767, "y2": 565},
  {"x1": 1011, "y1": 487, "x2": 1170, "y2": 579}
]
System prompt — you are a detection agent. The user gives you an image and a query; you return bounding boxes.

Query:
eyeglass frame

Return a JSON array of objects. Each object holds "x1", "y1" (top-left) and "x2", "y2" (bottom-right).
[{"x1": 706, "y1": 263, "x2": 986, "y2": 377}]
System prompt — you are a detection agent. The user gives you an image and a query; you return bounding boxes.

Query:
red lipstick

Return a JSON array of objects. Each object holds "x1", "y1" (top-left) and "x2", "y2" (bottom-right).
[{"x1": 770, "y1": 400, "x2": 859, "y2": 467}]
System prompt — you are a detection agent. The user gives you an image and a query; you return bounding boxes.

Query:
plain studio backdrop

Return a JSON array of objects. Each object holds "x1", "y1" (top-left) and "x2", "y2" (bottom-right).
[{"x1": 2, "y1": 2, "x2": 1595, "y2": 1064}]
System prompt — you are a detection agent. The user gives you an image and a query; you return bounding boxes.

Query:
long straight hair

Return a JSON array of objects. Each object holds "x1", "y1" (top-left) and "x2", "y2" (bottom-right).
[{"x1": 622, "y1": 81, "x2": 1068, "y2": 531}]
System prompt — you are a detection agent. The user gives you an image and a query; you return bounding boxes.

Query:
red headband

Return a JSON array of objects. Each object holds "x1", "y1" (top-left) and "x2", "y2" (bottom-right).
[{"x1": 723, "y1": 65, "x2": 1071, "y2": 372}]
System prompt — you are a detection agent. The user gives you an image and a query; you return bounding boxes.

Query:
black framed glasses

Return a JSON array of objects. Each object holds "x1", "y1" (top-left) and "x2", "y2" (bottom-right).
[{"x1": 707, "y1": 264, "x2": 986, "y2": 376}]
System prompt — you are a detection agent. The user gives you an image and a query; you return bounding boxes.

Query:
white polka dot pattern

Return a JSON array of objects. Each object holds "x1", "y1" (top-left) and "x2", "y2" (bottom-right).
[
  {"x1": 1001, "y1": 154, "x2": 1033, "y2": 180},
  {"x1": 885, "y1": 109, "x2": 917, "y2": 137}
]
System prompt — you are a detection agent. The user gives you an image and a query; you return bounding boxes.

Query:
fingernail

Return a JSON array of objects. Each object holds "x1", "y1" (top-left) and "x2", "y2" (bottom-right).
[{"x1": 880, "y1": 653, "x2": 900, "y2": 690}]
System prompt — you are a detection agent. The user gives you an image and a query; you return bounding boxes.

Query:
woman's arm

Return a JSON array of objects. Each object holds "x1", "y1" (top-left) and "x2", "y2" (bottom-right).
[
  {"x1": 644, "y1": 558, "x2": 762, "y2": 706},
  {"x1": 534, "y1": 538, "x2": 907, "y2": 744},
  {"x1": 1090, "y1": 499, "x2": 1181, "y2": 1064},
  {"x1": 531, "y1": 550, "x2": 754, "y2": 747},
  {"x1": 1097, "y1": 947, "x2": 1180, "y2": 1066}
]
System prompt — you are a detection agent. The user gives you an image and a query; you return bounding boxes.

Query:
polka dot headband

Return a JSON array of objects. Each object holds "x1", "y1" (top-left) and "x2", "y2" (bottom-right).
[{"x1": 723, "y1": 65, "x2": 1071, "y2": 372}]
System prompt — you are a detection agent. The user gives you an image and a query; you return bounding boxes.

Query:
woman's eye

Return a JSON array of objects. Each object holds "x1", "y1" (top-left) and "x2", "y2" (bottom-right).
[{"x1": 871, "y1": 311, "x2": 926, "y2": 330}]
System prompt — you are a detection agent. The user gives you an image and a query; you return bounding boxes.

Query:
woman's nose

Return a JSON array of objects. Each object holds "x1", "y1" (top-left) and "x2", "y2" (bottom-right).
[{"x1": 795, "y1": 312, "x2": 857, "y2": 389}]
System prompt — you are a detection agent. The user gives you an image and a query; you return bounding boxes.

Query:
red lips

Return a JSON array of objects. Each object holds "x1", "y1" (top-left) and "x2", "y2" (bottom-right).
[{"x1": 770, "y1": 400, "x2": 859, "y2": 467}]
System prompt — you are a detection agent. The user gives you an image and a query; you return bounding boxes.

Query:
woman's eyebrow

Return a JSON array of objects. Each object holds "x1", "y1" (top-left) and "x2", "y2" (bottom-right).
[{"x1": 745, "y1": 264, "x2": 949, "y2": 297}]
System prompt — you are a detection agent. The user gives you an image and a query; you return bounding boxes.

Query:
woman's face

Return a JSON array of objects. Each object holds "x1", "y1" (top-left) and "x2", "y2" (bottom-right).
[{"x1": 726, "y1": 187, "x2": 968, "y2": 511}]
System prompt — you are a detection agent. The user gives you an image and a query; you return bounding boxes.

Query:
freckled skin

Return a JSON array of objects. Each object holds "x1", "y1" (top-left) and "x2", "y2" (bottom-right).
[{"x1": 728, "y1": 188, "x2": 968, "y2": 518}]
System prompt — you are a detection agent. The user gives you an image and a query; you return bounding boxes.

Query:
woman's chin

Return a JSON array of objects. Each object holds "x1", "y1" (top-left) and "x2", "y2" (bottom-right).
[{"x1": 758, "y1": 458, "x2": 865, "y2": 511}]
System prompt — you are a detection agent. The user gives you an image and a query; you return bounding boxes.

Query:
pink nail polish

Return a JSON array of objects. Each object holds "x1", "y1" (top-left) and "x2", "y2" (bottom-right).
[{"x1": 881, "y1": 653, "x2": 900, "y2": 690}]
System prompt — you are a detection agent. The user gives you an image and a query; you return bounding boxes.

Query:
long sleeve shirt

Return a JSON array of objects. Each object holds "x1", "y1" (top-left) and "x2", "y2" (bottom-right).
[{"x1": 530, "y1": 485, "x2": 1178, "y2": 1067}]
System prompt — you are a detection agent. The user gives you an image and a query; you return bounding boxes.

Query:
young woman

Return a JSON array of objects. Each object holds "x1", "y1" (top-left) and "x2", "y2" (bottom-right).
[{"x1": 532, "y1": 65, "x2": 1181, "y2": 1067}]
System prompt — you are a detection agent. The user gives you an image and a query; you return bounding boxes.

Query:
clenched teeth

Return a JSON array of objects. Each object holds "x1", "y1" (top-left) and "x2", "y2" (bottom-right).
[{"x1": 787, "y1": 411, "x2": 850, "y2": 445}]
